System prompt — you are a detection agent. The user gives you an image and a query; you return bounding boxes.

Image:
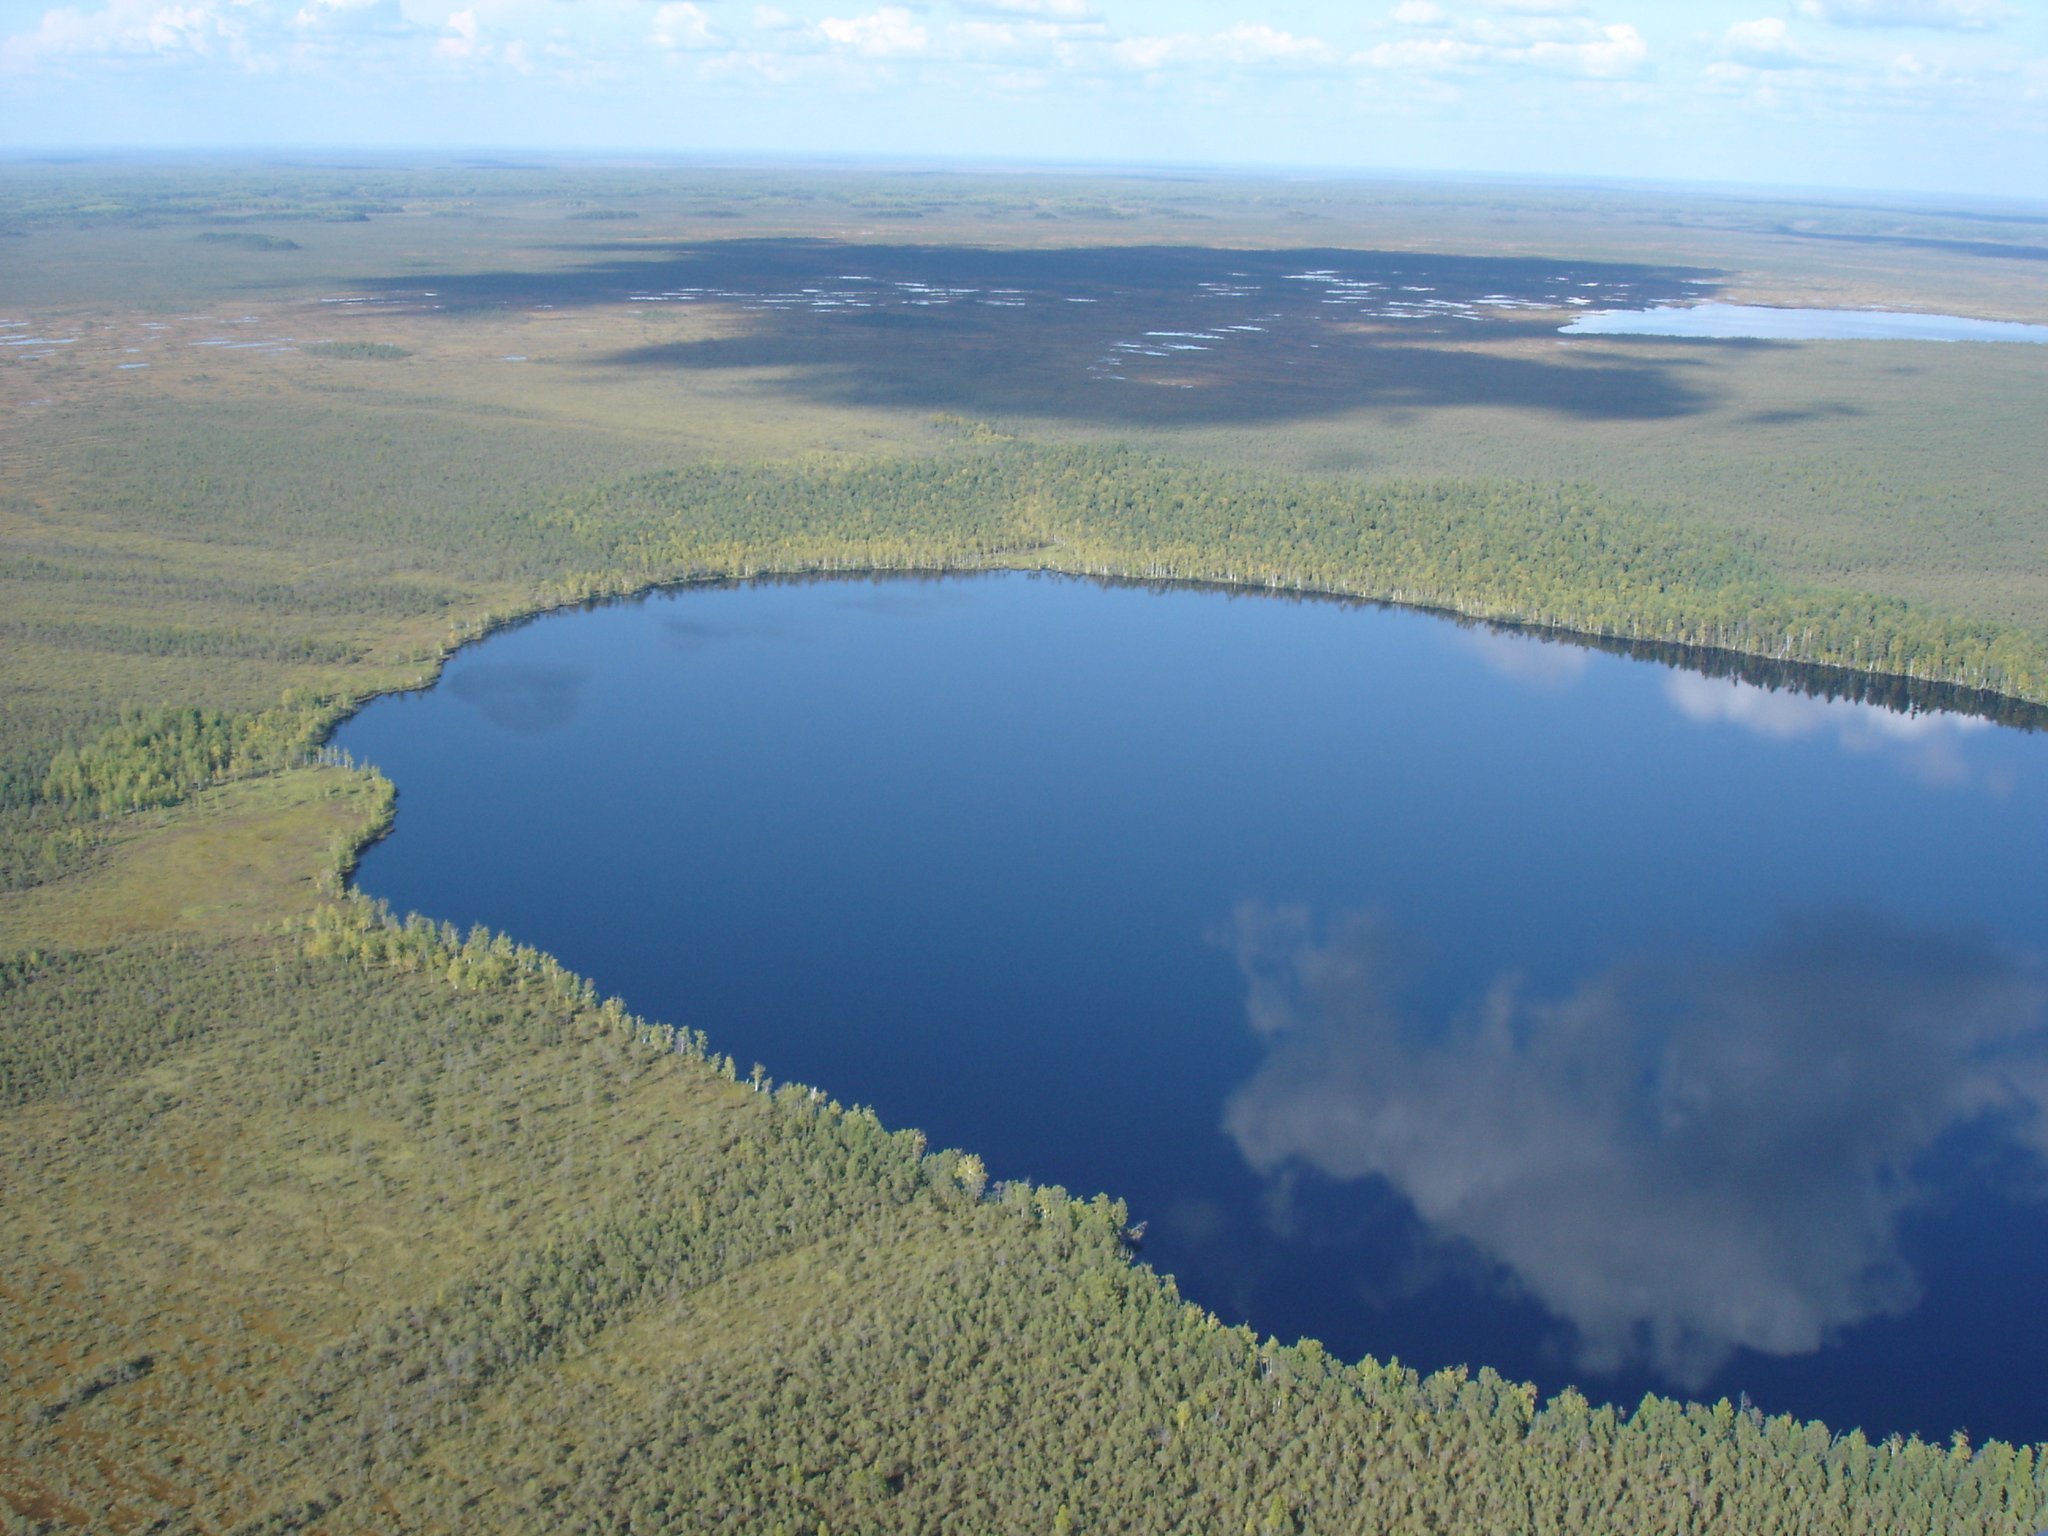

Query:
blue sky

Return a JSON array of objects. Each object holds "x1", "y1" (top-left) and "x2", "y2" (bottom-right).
[{"x1": 3, "y1": 0, "x2": 2044, "y2": 198}]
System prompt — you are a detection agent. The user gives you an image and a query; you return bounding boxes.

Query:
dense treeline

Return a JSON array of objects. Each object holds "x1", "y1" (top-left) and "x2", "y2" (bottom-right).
[
  {"x1": 563, "y1": 441, "x2": 2048, "y2": 701},
  {"x1": 1, "y1": 909, "x2": 2041, "y2": 1533},
  {"x1": 38, "y1": 699, "x2": 337, "y2": 819}
]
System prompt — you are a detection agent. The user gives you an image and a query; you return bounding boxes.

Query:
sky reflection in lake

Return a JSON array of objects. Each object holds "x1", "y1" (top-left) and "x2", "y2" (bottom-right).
[
  {"x1": 1222, "y1": 903, "x2": 2048, "y2": 1389},
  {"x1": 336, "y1": 573, "x2": 2048, "y2": 1443},
  {"x1": 1663, "y1": 673, "x2": 1996, "y2": 789}
]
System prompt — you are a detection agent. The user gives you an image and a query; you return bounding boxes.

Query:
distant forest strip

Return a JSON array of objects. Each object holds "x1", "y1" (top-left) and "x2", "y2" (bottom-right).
[
  {"x1": 2, "y1": 909, "x2": 2043, "y2": 1532},
  {"x1": 555, "y1": 439, "x2": 2048, "y2": 703},
  {"x1": 63, "y1": 406, "x2": 2047, "y2": 710}
]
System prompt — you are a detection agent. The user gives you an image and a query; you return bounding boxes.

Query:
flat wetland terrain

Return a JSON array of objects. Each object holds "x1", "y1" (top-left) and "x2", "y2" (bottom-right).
[{"x1": 4, "y1": 160, "x2": 2048, "y2": 1533}]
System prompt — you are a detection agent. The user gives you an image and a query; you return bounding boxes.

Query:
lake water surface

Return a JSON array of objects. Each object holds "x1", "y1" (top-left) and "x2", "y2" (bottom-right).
[
  {"x1": 336, "y1": 573, "x2": 2048, "y2": 1445},
  {"x1": 1562, "y1": 302, "x2": 2048, "y2": 343}
]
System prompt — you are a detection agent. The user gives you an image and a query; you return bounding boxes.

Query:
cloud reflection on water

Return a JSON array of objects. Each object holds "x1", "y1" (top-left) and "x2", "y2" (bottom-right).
[
  {"x1": 1221, "y1": 903, "x2": 2048, "y2": 1388},
  {"x1": 1664, "y1": 672, "x2": 1994, "y2": 788},
  {"x1": 1460, "y1": 627, "x2": 2009, "y2": 790},
  {"x1": 1461, "y1": 627, "x2": 1594, "y2": 689}
]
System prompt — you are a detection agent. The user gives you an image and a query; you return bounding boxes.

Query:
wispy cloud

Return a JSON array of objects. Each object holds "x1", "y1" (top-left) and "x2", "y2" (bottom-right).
[
  {"x1": 649, "y1": 0, "x2": 725, "y2": 52},
  {"x1": 955, "y1": 0, "x2": 1100, "y2": 19},
  {"x1": 1797, "y1": 0, "x2": 2012, "y2": 31},
  {"x1": 1362, "y1": 5, "x2": 1648, "y2": 78},
  {"x1": 1718, "y1": 15, "x2": 1826, "y2": 69},
  {"x1": 1, "y1": 0, "x2": 2040, "y2": 192},
  {"x1": 2, "y1": 0, "x2": 255, "y2": 71},
  {"x1": 1391, "y1": 0, "x2": 1450, "y2": 25},
  {"x1": 816, "y1": 5, "x2": 928, "y2": 57},
  {"x1": 1109, "y1": 23, "x2": 1337, "y2": 74},
  {"x1": 1460, "y1": 627, "x2": 1594, "y2": 688},
  {"x1": 291, "y1": 0, "x2": 407, "y2": 33}
]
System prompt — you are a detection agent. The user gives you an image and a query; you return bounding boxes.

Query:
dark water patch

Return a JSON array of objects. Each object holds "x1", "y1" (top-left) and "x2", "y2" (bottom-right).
[
  {"x1": 337, "y1": 573, "x2": 2048, "y2": 1444},
  {"x1": 1565, "y1": 303, "x2": 2048, "y2": 343}
]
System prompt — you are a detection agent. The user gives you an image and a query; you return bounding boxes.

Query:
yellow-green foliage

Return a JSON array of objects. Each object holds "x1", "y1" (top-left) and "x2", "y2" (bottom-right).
[
  {"x1": 0, "y1": 913, "x2": 2041, "y2": 1533},
  {"x1": 578, "y1": 444, "x2": 2048, "y2": 698},
  {"x1": 40, "y1": 698, "x2": 336, "y2": 818}
]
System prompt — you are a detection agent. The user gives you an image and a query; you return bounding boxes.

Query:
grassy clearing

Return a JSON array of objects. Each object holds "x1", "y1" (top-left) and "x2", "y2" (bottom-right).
[{"x1": 0, "y1": 766, "x2": 384, "y2": 950}]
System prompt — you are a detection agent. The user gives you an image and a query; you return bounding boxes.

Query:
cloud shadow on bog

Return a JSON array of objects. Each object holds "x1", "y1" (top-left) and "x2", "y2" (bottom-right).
[
  {"x1": 338, "y1": 239, "x2": 1727, "y2": 428},
  {"x1": 1220, "y1": 903, "x2": 2048, "y2": 1389}
]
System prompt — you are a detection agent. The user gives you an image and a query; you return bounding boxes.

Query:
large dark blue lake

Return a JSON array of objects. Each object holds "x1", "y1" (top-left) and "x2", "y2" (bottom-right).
[{"x1": 335, "y1": 572, "x2": 2048, "y2": 1446}]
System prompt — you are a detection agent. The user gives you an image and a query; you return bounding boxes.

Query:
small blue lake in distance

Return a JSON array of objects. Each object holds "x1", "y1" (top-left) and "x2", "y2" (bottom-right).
[
  {"x1": 335, "y1": 573, "x2": 2048, "y2": 1446},
  {"x1": 1561, "y1": 302, "x2": 2048, "y2": 342}
]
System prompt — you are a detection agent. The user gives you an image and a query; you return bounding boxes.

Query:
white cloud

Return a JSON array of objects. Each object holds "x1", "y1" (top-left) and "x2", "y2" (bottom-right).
[
  {"x1": 294, "y1": 0, "x2": 375, "y2": 22},
  {"x1": 1355, "y1": 11, "x2": 1646, "y2": 78},
  {"x1": 817, "y1": 5, "x2": 927, "y2": 57},
  {"x1": 1109, "y1": 23, "x2": 1336, "y2": 73},
  {"x1": 1720, "y1": 16, "x2": 1821, "y2": 69},
  {"x1": 956, "y1": 0, "x2": 1100, "y2": 19},
  {"x1": 954, "y1": 18, "x2": 1082, "y2": 56},
  {"x1": 698, "y1": 44, "x2": 830, "y2": 82},
  {"x1": 1356, "y1": 33, "x2": 1485, "y2": 70},
  {"x1": 1528, "y1": 20, "x2": 1643, "y2": 75},
  {"x1": 1202, "y1": 22, "x2": 1335, "y2": 65},
  {"x1": 1462, "y1": 627, "x2": 1593, "y2": 688},
  {"x1": 1, "y1": 0, "x2": 252, "y2": 69},
  {"x1": 433, "y1": 5, "x2": 477, "y2": 59},
  {"x1": 1391, "y1": 0, "x2": 1448, "y2": 24},
  {"x1": 1797, "y1": 0, "x2": 2010, "y2": 30},
  {"x1": 987, "y1": 65, "x2": 1046, "y2": 89},
  {"x1": 649, "y1": 0, "x2": 722, "y2": 51}
]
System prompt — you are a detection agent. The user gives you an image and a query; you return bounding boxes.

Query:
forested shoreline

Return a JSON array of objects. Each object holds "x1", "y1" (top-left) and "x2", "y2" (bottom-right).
[
  {"x1": 576, "y1": 438, "x2": 2048, "y2": 700},
  {"x1": 5, "y1": 900, "x2": 2045, "y2": 1533},
  {"x1": 14, "y1": 435, "x2": 2048, "y2": 901}
]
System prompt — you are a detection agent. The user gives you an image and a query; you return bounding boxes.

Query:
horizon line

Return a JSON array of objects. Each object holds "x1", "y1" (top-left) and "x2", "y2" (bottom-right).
[{"x1": 4, "y1": 147, "x2": 2047, "y2": 214}]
